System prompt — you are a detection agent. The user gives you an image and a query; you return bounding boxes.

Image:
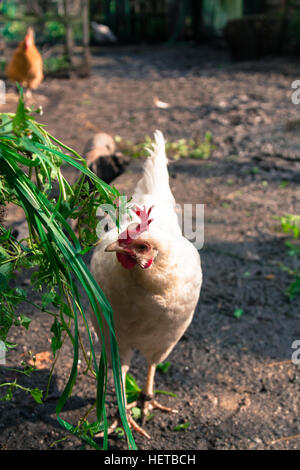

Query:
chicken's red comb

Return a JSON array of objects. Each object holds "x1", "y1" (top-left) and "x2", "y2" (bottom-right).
[
  {"x1": 24, "y1": 27, "x2": 34, "y2": 49},
  {"x1": 118, "y1": 205, "x2": 154, "y2": 244}
]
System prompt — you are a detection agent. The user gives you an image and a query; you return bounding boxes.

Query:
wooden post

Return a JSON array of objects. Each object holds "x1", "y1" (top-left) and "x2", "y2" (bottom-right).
[
  {"x1": 81, "y1": 0, "x2": 91, "y2": 77},
  {"x1": 63, "y1": 0, "x2": 73, "y2": 65},
  {"x1": 167, "y1": 0, "x2": 186, "y2": 43}
]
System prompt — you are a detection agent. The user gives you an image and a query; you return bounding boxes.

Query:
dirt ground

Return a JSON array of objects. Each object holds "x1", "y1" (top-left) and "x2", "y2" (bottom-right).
[{"x1": 1, "y1": 43, "x2": 300, "y2": 450}]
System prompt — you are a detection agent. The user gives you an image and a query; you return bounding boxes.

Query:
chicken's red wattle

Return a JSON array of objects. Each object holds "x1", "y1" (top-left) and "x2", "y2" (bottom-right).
[{"x1": 116, "y1": 252, "x2": 137, "y2": 269}]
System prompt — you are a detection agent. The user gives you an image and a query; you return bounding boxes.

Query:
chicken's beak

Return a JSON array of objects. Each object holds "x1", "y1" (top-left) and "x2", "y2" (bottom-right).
[{"x1": 105, "y1": 241, "x2": 119, "y2": 252}]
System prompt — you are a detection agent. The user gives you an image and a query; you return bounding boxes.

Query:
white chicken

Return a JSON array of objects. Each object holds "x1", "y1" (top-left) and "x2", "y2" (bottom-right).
[
  {"x1": 91, "y1": 22, "x2": 117, "y2": 44},
  {"x1": 90, "y1": 130, "x2": 202, "y2": 438}
]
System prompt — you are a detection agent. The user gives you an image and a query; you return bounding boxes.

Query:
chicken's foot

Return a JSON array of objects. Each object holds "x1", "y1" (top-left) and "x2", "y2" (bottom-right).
[
  {"x1": 95, "y1": 401, "x2": 151, "y2": 440},
  {"x1": 25, "y1": 89, "x2": 32, "y2": 99},
  {"x1": 140, "y1": 392, "x2": 178, "y2": 423},
  {"x1": 140, "y1": 363, "x2": 178, "y2": 423}
]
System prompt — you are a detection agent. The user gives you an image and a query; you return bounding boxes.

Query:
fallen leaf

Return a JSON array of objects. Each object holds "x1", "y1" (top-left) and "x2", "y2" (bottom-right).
[
  {"x1": 264, "y1": 274, "x2": 275, "y2": 280},
  {"x1": 153, "y1": 96, "x2": 170, "y2": 109},
  {"x1": 84, "y1": 119, "x2": 99, "y2": 131},
  {"x1": 28, "y1": 351, "x2": 52, "y2": 369}
]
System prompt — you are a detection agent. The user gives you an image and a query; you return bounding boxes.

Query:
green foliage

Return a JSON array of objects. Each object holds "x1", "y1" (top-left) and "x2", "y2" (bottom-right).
[
  {"x1": 233, "y1": 308, "x2": 244, "y2": 319},
  {"x1": 286, "y1": 276, "x2": 300, "y2": 300},
  {"x1": 0, "y1": 352, "x2": 43, "y2": 404},
  {"x1": 125, "y1": 371, "x2": 176, "y2": 407},
  {"x1": 76, "y1": 418, "x2": 105, "y2": 442},
  {"x1": 173, "y1": 422, "x2": 190, "y2": 431},
  {"x1": 1, "y1": 21, "x2": 27, "y2": 41},
  {"x1": 44, "y1": 21, "x2": 66, "y2": 43},
  {"x1": 114, "y1": 426, "x2": 125, "y2": 439},
  {"x1": 50, "y1": 316, "x2": 63, "y2": 357},
  {"x1": 131, "y1": 406, "x2": 141, "y2": 420},
  {"x1": 125, "y1": 373, "x2": 141, "y2": 404},
  {"x1": 166, "y1": 133, "x2": 215, "y2": 160},
  {"x1": 43, "y1": 55, "x2": 70, "y2": 74},
  {"x1": 276, "y1": 214, "x2": 300, "y2": 300},
  {"x1": 277, "y1": 214, "x2": 300, "y2": 239},
  {"x1": 0, "y1": 380, "x2": 43, "y2": 403},
  {"x1": 156, "y1": 361, "x2": 171, "y2": 373},
  {"x1": 154, "y1": 389, "x2": 176, "y2": 398},
  {"x1": 285, "y1": 241, "x2": 300, "y2": 257},
  {"x1": 0, "y1": 88, "x2": 136, "y2": 449},
  {"x1": 116, "y1": 132, "x2": 215, "y2": 161},
  {"x1": 0, "y1": 1, "x2": 26, "y2": 41},
  {"x1": 0, "y1": 0, "x2": 17, "y2": 18}
]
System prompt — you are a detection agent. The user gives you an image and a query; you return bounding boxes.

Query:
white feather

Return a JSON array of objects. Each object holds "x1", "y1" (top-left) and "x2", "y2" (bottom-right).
[{"x1": 132, "y1": 130, "x2": 181, "y2": 237}]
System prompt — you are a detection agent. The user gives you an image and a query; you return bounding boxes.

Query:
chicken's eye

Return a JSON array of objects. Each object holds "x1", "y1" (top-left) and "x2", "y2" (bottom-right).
[{"x1": 137, "y1": 244, "x2": 148, "y2": 252}]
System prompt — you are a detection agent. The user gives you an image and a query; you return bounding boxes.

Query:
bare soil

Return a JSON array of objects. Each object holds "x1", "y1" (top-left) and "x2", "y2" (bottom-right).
[{"x1": 0, "y1": 44, "x2": 300, "y2": 450}]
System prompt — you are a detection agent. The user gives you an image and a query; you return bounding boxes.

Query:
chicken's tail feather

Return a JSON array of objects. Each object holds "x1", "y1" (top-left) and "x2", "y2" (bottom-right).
[
  {"x1": 133, "y1": 130, "x2": 173, "y2": 202},
  {"x1": 132, "y1": 130, "x2": 181, "y2": 236}
]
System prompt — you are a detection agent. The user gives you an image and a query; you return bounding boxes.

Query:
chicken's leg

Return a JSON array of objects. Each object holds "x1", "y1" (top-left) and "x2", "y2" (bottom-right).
[
  {"x1": 96, "y1": 364, "x2": 151, "y2": 439},
  {"x1": 121, "y1": 365, "x2": 151, "y2": 439},
  {"x1": 96, "y1": 364, "x2": 177, "y2": 440},
  {"x1": 24, "y1": 88, "x2": 32, "y2": 99},
  {"x1": 141, "y1": 363, "x2": 178, "y2": 422}
]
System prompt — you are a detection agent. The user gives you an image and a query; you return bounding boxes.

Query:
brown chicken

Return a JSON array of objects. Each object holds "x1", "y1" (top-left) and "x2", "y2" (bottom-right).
[
  {"x1": 5, "y1": 27, "x2": 43, "y2": 91},
  {"x1": 84, "y1": 132, "x2": 130, "y2": 183}
]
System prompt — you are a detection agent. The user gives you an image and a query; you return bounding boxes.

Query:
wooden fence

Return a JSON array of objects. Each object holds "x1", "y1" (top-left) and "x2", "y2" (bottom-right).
[{"x1": 91, "y1": 0, "x2": 203, "y2": 43}]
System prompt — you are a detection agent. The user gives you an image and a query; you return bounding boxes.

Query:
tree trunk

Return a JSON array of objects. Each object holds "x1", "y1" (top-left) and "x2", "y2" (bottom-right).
[{"x1": 63, "y1": 0, "x2": 74, "y2": 65}]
